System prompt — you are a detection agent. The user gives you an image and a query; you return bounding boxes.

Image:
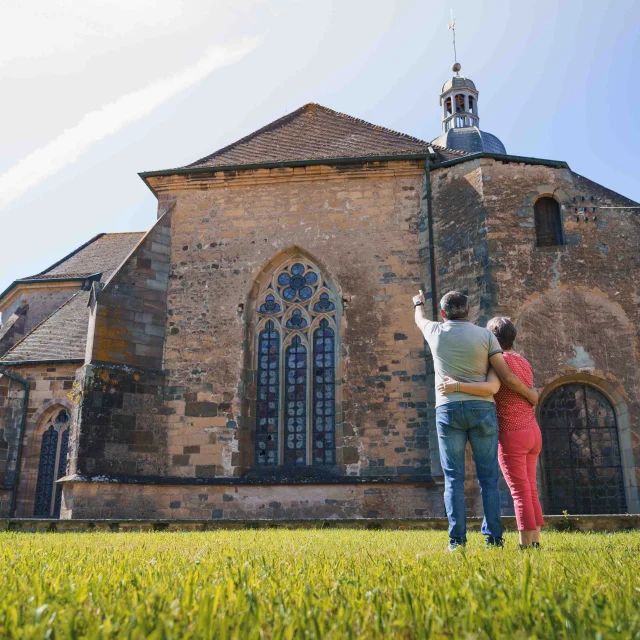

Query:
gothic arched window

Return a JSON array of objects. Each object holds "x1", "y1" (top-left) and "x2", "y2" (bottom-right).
[
  {"x1": 534, "y1": 197, "x2": 563, "y2": 247},
  {"x1": 34, "y1": 408, "x2": 70, "y2": 518},
  {"x1": 255, "y1": 260, "x2": 338, "y2": 468}
]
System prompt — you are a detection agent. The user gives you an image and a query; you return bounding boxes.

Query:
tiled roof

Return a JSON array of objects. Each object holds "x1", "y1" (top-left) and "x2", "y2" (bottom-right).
[
  {"x1": 22, "y1": 232, "x2": 145, "y2": 282},
  {"x1": 179, "y1": 103, "x2": 467, "y2": 169},
  {"x1": 0, "y1": 291, "x2": 90, "y2": 363}
]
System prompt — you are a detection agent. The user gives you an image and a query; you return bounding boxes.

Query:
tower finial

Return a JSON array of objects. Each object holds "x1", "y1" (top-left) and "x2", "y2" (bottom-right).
[{"x1": 448, "y1": 9, "x2": 460, "y2": 74}]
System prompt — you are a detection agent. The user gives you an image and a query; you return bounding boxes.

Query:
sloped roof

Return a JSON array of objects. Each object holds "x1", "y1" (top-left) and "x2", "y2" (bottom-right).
[
  {"x1": 173, "y1": 103, "x2": 467, "y2": 170},
  {"x1": 1, "y1": 231, "x2": 146, "y2": 313},
  {"x1": 22, "y1": 232, "x2": 144, "y2": 282},
  {"x1": 0, "y1": 291, "x2": 90, "y2": 363},
  {"x1": 18, "y1": 231, "x2": 144, "y2": 282}
]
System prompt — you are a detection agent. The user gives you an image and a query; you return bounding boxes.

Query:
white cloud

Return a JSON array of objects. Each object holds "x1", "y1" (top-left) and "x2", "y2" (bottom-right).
[
  {"x1": 0, "y1": 38, "x2": 260, "y2": 210},
  {"x1": 0, "y1": 1, "x2": 186, "y2": 64}
]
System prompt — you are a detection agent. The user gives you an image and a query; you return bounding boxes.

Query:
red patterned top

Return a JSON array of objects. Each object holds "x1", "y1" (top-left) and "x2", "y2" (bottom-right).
[{"x1": 494, "y1": 351, "x2": 538, "y2": 432}]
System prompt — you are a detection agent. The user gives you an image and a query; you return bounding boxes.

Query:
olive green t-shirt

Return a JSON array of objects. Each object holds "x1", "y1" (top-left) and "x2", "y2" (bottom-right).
[{"x1": 420, "y1": 319, "x2": 503, "y2": 407}]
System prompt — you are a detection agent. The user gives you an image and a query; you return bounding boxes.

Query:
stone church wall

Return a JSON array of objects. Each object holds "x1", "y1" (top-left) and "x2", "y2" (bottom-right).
[
  {"x1": 431, "y1": 158, "x2": 640, "y2": 513},
  {"x1": 60, "y1": 160, "x2": 449, "y2": 520},
  {"x1": 61, "y1": 479, "x2": 443, "y2": 520},
  {"x1": 56, "y1": 156, "x2": 639, "y2": 520},
  {"x1": 62, "y1": 209, "x2": 173, "y2": 482},
  {"x1": 153, "y1": 161, "x2": 433, "y2": 481},
  {"x1": 0, "y1": 363, "x2": 77, "y2": 517}
]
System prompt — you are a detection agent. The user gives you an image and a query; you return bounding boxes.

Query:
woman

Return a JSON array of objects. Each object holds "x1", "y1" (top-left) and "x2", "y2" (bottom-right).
[{"x1": 437, "y1": 316, "x2": 544, "y2": 549}]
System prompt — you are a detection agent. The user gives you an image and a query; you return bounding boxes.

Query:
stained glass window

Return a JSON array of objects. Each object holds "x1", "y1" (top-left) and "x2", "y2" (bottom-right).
[
  {"x1": 285, "y1": 336, "x2": 307, "y2": 467},
  {"x1": 256, "y1": 321, "x2": 280, "y2": 467},
  {"x1": 34, "y1": 408, "x2": 70, "y2": 518},
  {"x1": 313, "y1": 319, "x2": 335, "y2": 465},
  {"x1": 255, "y1": 259, "x2": 338, "y2": 468},
  {"x1": 53, "y1": 427, "x2": 70, "y2": 517},
  {"x1": 34, "y1": 426, "x2": 58, "y2": 517},
  {"x1": 313, "y1": 292, "x2": 335, "y2": 313},
  {"x1": 285, "y1": 308, "x2": 308, "y2": 330},
  {"x1": 259, "y1": 294, "x2": 281, "y2": 315}
]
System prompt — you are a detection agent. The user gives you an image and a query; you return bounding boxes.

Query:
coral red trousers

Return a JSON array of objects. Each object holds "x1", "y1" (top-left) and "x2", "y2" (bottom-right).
[{"x1": 498, "y1": 426, "x2": 545, "y2": 531}]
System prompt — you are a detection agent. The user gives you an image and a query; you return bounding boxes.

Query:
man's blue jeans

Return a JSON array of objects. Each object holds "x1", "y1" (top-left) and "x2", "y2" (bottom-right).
[{"x1": 436, "y1": 400, "x2": 503, "y2": 545}]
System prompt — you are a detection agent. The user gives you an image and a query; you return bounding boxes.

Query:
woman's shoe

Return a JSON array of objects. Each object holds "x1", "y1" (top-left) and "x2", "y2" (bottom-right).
[
  {"x1": 532, "y1": 542, "x2": 541, "y2": 549},
  {"x1": 518, "y1": 544, "x2": 533, "y2": 550}
]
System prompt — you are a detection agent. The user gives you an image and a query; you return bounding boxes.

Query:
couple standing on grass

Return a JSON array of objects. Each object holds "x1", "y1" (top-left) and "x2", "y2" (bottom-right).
[{"x1": 413, "y1": 290, "x2": 544, "y2": 551}]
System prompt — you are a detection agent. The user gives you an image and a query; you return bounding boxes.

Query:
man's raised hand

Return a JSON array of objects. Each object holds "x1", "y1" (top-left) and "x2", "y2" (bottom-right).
[{"x1": 413, "y1": 290, "x2": 426, "y2": 306}]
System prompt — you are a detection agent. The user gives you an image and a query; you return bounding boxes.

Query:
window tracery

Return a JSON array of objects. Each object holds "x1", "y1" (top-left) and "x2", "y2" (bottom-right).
[{"x1": 255, "y1": 260, "x2": 338, "y2": 468}]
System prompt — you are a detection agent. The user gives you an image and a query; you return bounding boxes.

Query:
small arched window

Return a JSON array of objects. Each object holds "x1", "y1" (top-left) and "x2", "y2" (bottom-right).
[
  {"x1": 468, "y1": 96, "x2": 475, "y2": 114},
  {"x1": 455, "y1": 94, "x2": 465, "y2": 113},
  {"x1": 534, "y1": 197, "x2": 563, "y2": 247},
  {"x1": 255, "y1": 260, "x2": 338, "y2": 468}
]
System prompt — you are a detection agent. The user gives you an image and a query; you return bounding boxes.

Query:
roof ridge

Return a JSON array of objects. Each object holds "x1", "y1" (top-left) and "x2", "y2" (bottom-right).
[
  {"x1": 0, "y1": 290, "x2": 87, "y2": 362},
  {"x1": 102, "y1": 231, "x2": 146, "y2": 236},
  {"x1": 183, "y1": 103, "x2": 431, "y2": 169},
  {"x1": 309, "y1": 103, "x2": 430, "y2": 145},
  {"x1": 25, "y1": 233, "x2": 106, "y2": 279}
]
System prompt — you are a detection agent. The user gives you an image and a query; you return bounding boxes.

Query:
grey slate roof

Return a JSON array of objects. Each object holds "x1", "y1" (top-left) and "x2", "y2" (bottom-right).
[
  {"x1": 0, "y1": 291, "x2": 90, "y2": 363},
  {"x1": 441, "y1": 76, "x2": 477, "y2": 93},
  {"x1": 177, "y1": 103, "x2": 468, "y2": 170},
  {"x1": 431, "y1": 127, "x2": 507, "y2": 155},
  {"x1": 22, "y1": 232, "x2": 144, "y2": 282}
]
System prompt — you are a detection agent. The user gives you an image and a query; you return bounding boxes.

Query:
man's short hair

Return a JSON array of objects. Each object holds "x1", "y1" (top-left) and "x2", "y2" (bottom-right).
[
  {"x1": 487, "y1": 316, "x2": 517, "y2": 350},
  {"x1": 440, "y1": 291, "x2": 469, "y2": 320}
]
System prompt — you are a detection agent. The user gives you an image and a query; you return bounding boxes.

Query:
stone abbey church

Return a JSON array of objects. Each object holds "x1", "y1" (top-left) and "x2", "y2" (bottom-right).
[{"x1": 1, "y1": 64, "x2": 638, "y2": 521}]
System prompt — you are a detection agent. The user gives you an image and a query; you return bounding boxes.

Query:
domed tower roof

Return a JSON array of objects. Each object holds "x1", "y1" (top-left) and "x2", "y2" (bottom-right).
[
  {"x1": 441, "y1": 76, "x2": 477, "y2": 93},
  {"x1": 432, "y1": 127, "x2": 506, "y2": 155},
  {"x1": 431, "y1": 62, "x2": 506, "y2": 154}
]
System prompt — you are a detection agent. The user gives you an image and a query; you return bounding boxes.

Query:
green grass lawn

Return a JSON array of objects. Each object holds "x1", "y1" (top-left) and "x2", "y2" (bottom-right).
[{"x1": 0, "y1": 530, "x2": 638, "y2": 639}]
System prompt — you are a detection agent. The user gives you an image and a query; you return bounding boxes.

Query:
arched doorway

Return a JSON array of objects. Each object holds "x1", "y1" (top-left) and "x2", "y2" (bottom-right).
[
  {"x1": 33, "y1": 408, "x2": 71, "y2": 517},
  {"x1": 540, "y1": 384, "x2": 627, "y2": 514}
]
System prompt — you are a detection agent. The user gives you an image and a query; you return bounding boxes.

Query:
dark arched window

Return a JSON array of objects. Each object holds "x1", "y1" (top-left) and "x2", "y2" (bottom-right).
[
  {"x1": 540, "y1": 384, "x2": 627, "y2": 514},
  {"x1": 255, "y1": 260, "x2": 338, "y2": 468},
  {"x1": 534, "y1": 197, "x2": 563, "y2": 246},
  {"x1": 34, "y1": 408, "x2": 70, "y2": 517}
]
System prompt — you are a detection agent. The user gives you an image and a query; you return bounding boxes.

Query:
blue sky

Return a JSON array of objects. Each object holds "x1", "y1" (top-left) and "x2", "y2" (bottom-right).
[{"x1": 1, "y1": 0, "x2": 638, "y2": 295}]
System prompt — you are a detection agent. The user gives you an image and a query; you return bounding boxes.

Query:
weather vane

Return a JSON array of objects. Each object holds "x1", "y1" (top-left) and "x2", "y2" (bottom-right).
[{"x1": 448, "y1": 9, "x2": 461, "y2": 74}]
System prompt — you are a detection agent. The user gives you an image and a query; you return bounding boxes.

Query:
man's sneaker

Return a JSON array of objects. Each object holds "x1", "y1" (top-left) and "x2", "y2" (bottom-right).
[
  {"x1": 485, "y1": 537, "x2": 504, "y2": 549},
  {"x1": 447, "y1": 541, "x2": 465, "y2": 552}
]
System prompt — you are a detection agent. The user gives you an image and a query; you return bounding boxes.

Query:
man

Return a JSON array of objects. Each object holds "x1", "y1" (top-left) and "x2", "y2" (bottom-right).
[{"x1": 413, "y1": 289, "x2": 538, "y2": 550}]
